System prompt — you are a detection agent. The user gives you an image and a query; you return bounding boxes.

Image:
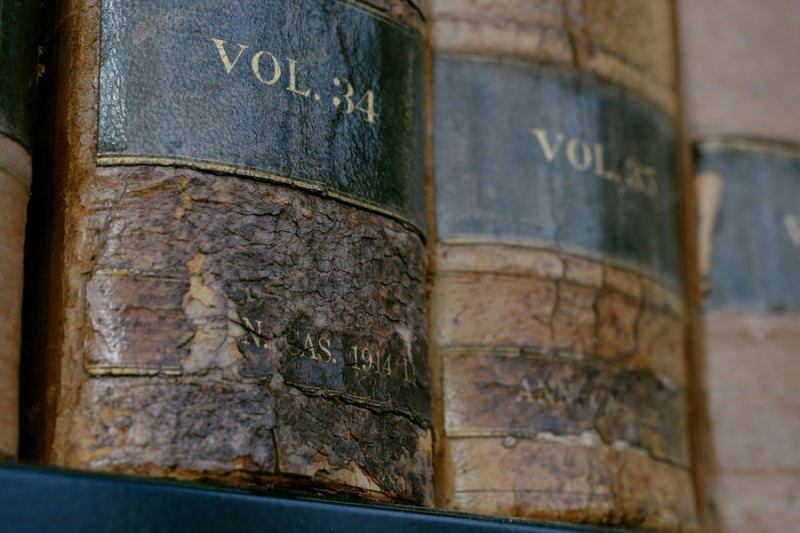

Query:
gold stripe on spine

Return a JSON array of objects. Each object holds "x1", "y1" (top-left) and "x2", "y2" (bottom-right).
[
  {"x1": 97, "y1": 153, "x2": 420, "y2": 233},
  {"x1": 696, "y1": 137, "x2": 800, "y2": 159},
  {"x1": 84, "y1": 267, "x2": 189, "y2": 376}
]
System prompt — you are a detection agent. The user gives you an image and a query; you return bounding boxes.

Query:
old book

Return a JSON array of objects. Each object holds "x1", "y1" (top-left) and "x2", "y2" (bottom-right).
[
  {"x1": 427, "y1": 0, "x2": 698, "y2": 529},
  {"x1": 0, "y1": 0, "x2": 39, "y2": 459},
  {"x1": 680, "y1": 1, "x2": 800, "y2": 530},
  {"x1": 22, "y1": 0, "x2": 432, "y2": 503}
]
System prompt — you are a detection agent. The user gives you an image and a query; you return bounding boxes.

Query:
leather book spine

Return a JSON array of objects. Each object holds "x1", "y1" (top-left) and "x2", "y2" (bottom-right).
[
  {"x1": 681, "y1": 0, "x2": 800, "y2": 530},
  {"x1": 24, "y1": 0, "x2": 432, "y2": 503},
  {"x1": 427, "y1": 1, "x2": 698, "y2": 529},
  {"x1": 0, "y1": 0, "x2": 39, "y2": 459}
]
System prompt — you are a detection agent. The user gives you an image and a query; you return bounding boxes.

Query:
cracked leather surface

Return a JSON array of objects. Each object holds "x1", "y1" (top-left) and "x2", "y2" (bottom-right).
[
  {"x1": 427, "y1": 1, "x2": 695, "y2": 529},
  {"x1": 430, "y1": 248, "x2": 695, "y2": 529},
  {"x1": 35, "y1": 0, "x2": 432, "y2": 505},
  {"x1": 75, "y1": 167, "x2": 432, "y2": 503}
]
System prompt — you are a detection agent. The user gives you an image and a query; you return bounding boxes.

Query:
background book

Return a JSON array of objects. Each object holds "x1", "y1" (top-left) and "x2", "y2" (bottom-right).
[
  {"x1": 679, "y1": 0, "x2": 800, "y2": 531},
  {"x1": 426, "y1": 1, "x2": 698, "y2": 530}
]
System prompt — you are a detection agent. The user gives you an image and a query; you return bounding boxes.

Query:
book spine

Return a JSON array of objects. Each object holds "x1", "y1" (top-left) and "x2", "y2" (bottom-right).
[
  {"x1": 681, "y1": 0, "x2": 800, "y2": 529},
  {"x1": 427, "y1": 1, "x2": 698, "y2": 529},
  {"x1": 0, "y1": 0, "x2": 39, "y2": 459},
  {"x1": 27, "y1": 0, "x2": 432, "y2": 503}
]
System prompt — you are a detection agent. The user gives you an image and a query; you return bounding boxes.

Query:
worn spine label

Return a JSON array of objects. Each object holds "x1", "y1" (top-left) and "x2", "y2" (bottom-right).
[
  {"x1": 442, "y1": 346, "x2": 689, "y2": 467},
  {"x1": 695, "y1": 138, "x2": 800, "y2": 311},
  {"x1": 433, "y1": 54, "x2": 680, "y2": 289},
  {"x1": 432, "y1": 54, "x2": 688, "y2": 475},
  {"x1": 98, "y1": 0, "x2": 425, "y2": 233}
]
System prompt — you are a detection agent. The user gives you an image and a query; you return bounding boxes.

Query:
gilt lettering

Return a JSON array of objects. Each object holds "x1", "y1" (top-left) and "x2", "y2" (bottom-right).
[
  {"x1": 251, "y1": 50, "x2": 281, "y2": 85},
  {"x1": 532, "y1": 127, "x2": 658, "y2": 198},
  {"x1": 210, "y1": 38, "x2": 249, "y2": 74},
  {"x1": 209, "y1": 36, "x2": 380, "y2": 124},
  {"x1": 241, "y1": 317, "x2": 263, "y2": 347},
  {"x1": 532, "y1": 129, "x2": 565, "y2": 162}
]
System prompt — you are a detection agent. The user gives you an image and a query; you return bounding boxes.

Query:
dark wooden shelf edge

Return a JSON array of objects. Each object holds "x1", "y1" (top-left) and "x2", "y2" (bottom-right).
[{"x1": 0, "y1": 462, "x2": 651, "y2": 533}]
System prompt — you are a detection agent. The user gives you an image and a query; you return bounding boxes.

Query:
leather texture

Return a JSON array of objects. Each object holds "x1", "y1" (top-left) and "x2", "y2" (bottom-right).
[{"x1": 97, "y1": 0, "x2": 425, "y2": 234}]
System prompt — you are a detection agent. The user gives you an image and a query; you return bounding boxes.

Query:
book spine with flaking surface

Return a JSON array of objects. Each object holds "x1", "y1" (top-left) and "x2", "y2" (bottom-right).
[
  {"x1": 427, "y1": 1, "x2": 699, "y2": 529},
  {"x1": 22, "y1": 0, "x2": 433, "y2": 504}
]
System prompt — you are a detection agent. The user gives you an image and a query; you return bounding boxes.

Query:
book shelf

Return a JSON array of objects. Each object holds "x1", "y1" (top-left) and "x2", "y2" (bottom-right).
[{"x1": 0, "y1": 462, "x2": 647, "y2": 533}]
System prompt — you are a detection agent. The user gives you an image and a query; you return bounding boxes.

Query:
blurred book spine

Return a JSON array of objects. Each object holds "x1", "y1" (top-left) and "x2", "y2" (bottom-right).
[
  {"x1": 0, "y1": 0, "x2": 39, "y2": 459},
  {"x1": 681, "y1": 1, "x2": 800, "y2": 530},
  {"x1": 427, "y1": 1, "x2": 698, "y2": 529}
]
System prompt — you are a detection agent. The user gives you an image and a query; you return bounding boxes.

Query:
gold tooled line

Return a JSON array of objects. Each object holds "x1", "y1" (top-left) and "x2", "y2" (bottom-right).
[
  {"x1": 445, "y1": 429, "x2": 690, "y2": 469},
  {"x1": 85, "y1": 364, "x2": 182, "y2": 376},
  {"x1": 697, "y1": 137, "x2": 800, "y2": 159},
  {"x1": 440, "y1": 344, "x2": 684, "y2": 384},
  {"x1": 333, "y1": 0, "x2": 420, "y2": 36},
  {"x1": 97, "y1": 153, "x2": 422, "y2": 233},
  {"x1": 441, "y1": 345, "x2": 522, "y2": 357},
  {"x1": 93, "y1": 267, "x2": 187, "y2": 281}
]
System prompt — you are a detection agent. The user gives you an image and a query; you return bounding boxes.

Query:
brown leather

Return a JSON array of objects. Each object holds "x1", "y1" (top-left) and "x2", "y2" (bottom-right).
[
  {"x1": 430, "y1": 0, "x2": 677, "y2": 117},
  {"x1": 28, "y1": 0, "x2": 434, "y2": 504},
  {"x1": 427, "y1": 0, "x2": 698, "y2": 529},
  {"x1": 0, "y1": 134, "x2": 30, "y2": 459}
]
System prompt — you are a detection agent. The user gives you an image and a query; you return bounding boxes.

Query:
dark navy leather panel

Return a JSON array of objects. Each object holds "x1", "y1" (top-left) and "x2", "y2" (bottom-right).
[
  {"x1": 98, "y1": 0, "x2": 425, "y2": 234},
  {"x1": 433, "y1": 54, "x2": 681, "y2": 288},
  {"x1": 0, "y1": 0, "x2": 39, "y2": 152},
  {"x1": 697, "y1": 140, "x2": 800, "y2": 311}
]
